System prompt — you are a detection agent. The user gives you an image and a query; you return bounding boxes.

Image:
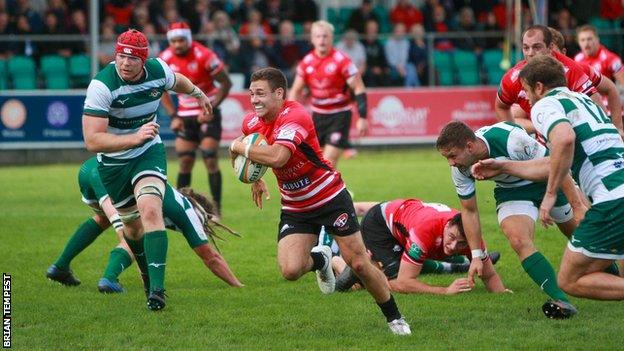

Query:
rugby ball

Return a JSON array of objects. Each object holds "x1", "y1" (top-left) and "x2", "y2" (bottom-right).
[{"x1": 233, "y1": 133, "x2": 269, "y2": 183}]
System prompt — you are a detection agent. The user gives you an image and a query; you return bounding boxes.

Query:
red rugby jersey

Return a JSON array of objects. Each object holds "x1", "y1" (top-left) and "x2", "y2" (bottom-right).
[
  {"x1": 383, "y1": 199, "x2": 485, "y2": 266},
  {"x1": 159, "y1": 41, "x2": 224, "y2": 117},
  {"x1": 242, "y1": 101, "x2": 345, "y2": 212},
  {"x1": 296, "y1": 48, "x2": 358, "y2": 114},
  {"x1": 575, "y1": 45, "x2": 624, "y2": 82}
]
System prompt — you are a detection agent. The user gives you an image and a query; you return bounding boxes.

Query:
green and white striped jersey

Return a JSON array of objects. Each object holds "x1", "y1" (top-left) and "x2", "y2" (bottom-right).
[
  {"x1": 83, "y1": 58, "x2": 176, "y2": 159},
  {"x1": 531, "y1": 87, "x2": 624, "y2": 204},
  {"x1": 452, "y1": 121, "x2": 547, "y2": 199}
]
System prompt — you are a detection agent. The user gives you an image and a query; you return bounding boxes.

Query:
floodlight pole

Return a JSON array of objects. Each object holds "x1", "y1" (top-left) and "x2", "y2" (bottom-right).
[{"x1": 89, "y1": 0, "x2": 99, "y2": 79}]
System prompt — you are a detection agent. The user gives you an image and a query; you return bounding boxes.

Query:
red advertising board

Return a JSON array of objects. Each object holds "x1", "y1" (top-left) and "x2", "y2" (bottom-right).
[{"x1": 219, "y1": 86, "x2": 500, "y2": 144}]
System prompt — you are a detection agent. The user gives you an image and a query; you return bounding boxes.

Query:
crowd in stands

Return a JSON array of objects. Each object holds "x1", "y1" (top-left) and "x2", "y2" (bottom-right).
[{"x1": 1, "y1": 0, "x2": 624, "y2": 89}]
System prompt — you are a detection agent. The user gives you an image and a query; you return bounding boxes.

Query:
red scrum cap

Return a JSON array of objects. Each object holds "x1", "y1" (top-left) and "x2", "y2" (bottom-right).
[
  {"x1": 116, "y1": 29, "x2": 149, "y2": 62},
  {"x1": 167, "y1": 22, "x2": 192, "y2": 43}
]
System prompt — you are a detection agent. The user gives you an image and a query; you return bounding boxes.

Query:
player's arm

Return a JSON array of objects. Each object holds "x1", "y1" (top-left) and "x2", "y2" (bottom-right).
[
  {"x1": 211, "y1": 70, "x2": 232, "y2": 108},
  {"x1": 509, "y1": 105, "x2": 536, "y2": 133},
  {"x1": 479, "y1": 257, "x2": 507, "y2": 293},
  {"x1": 230, "y1": 139, "x2": 292, "y2": 168},
  {"x1": 160, "y1": 92, "x2": 183, "y2": 132},
  {"x1": 171, "y1": 72, "x2": 212, "y2": 116},
  {"x1": 596, "y1": 76, "x2": 624, "y2": 133},
  {"x1": 288, "y1": 74, "x2": 306, "y2": 102},
  {"x1": 471, "y1": 157, "x2": 550, "y2": 182},
  {"x1": 347, "y1": 73, "x2": 369, "y2": 136},
  {"x1": 389, "y1": 260, "x2": 472, "y2": 295},
  {"x1": 540, "y1": 122, "x2": 575, "y2": 226},
  {"x1": 495, "y1": 96, "x2": 513, "y2": 122},
  {"x1": 589, "y1": 92, "x2": 607, "y2": 114},
  {"x1": 82, "y1": 114, "x2": 157, "y2": 153},
  {"x1": 459, "y1": 196, "x2": 487, "y2": 281}
]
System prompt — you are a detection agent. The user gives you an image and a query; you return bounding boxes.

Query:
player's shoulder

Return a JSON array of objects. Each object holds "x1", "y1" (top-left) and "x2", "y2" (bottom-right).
[
  {"x1": 159, "y1": 47, "x2": 174, "y2": 61},
  {"x1": 573, "y1": 52, "x2": 585, "y2": 62},
  {"x1": 501, "y1": 61, "x2": 525, "y2": 86},
  {"x1": 91, "y1": 64, "x2": 118, "y2": 92},
  {"x1": 301, "y1": 51, "x2": 315, "y2": 65},
  {"x1": 242, "y1": 112, "x2": 261, "y2": 132},
  {"x1": 331, "y1": 49, "x2": 350, "y2": 63},
  {"x1": 280, "y1": 101, "x2": 310, "y2": 120}
]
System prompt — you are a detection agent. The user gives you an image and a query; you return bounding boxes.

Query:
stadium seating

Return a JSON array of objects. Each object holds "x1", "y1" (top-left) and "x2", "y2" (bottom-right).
[
  {"x1": 40, "y1": 55, "x2": 70, "y2": 89},
  {"x1": 453, "y1": 50, "x2": 480, "y2": 85},
  {"x1": 0, "y1": 59, "x2": 7, "y2": 90},
  {"x1": 433, "y1": 50, "x2": 455, "y2": 86},
  {"x1": 7, "y1": 56, "x2": 37, "y2": 89},
  {"x1": 68, "y1": 54, "x2": 91, "y2": 88},
  {"x1": 482, "y1": 49, "x2": 506, "y2": 85},
  {"x1": 589, "y1": 17, "x2": 621, "y2": 52}
]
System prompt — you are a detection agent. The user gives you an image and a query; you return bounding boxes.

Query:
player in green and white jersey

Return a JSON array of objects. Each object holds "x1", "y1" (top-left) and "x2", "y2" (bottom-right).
[
  {"x1": 46, "y1": 157, "x2": 243, "y2": 292},
  {"x1": 436, "y1": 120, "x2": 587, "y2": 319},
  {"x1": 81, "y1": 29, "x2": 213, "y2": 310}
]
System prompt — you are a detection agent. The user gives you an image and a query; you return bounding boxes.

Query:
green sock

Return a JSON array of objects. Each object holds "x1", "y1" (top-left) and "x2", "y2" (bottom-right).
[
  {"x1": 144, "y1": 230, "x2": 168, "y2": 292},
  {"x1": 604, "y1": 262, "x2": 620, "y2": 276},
  {"x1": 54, "y1": 218, "x2": 103, "y2": 269},
  {"x1": 422, "y1": 260, "x2": 451, "y2": 274},
  {"x1": 124, "y1": 235, "x2": 148, "y2": 276},
  {"x1": 102, "y1": 247, "x2": 133, "y2": 282},
  {"x1": 521, "y1": 252, "x2": 569, "y2": 302}
]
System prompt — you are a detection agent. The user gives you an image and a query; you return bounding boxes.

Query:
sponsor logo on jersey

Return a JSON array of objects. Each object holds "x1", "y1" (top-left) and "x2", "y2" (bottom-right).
[
  {"x1": 333, "y1": 213, "x2": 349, "y2": 228},
  {"x1": 282, "y1": 177, "x2": 311, "y2": 191},
  {"x1": 247, "y1": 116, "x2": 259, "y2": 129},
  {"x1": 150, "y1": 89, "x2": 161, "y2": 98},
  {"x1": 277, "y1": 127, "x2": 296, "y2": 141},
  {"x1": 188, "y1": 62, "x2": 198, "y2": 72},
  {"x1": 325, "y1": 62, "x2": 337, "y2": 74}
]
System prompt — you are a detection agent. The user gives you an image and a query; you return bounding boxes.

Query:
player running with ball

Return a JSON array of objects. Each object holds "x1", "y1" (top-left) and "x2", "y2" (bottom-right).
[{"x1": 229, "y1": 67, "x2": 411, "y2": 335}]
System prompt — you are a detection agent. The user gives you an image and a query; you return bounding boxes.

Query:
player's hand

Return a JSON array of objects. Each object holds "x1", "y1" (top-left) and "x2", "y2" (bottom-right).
[
  {"x1": 196, "y1": 93, "x2": 213, "y2": 122},
  {"x1": 135, "y1": 121, "x2": 159, "y2": 145},
  {"x1": 539, "y1": 192, "x2": 557, "y2": 228},
  {"x1": 356, "y1": 118, "x2": 369, "y2": 137},
  {"x1": 251, "y1": 179, "x2": 270, "y2": 209},
  {"x1": 229, "y1": 136, "x2": 244, "y2": 166},
  {"x1": 571, "y1": 201, "x2": 588, "y2": 226},
  {"x1": 470, "y1": 158, "x2": 505, "y2": 180},
  {"x1": 446, "y1": 278, "x2": 473, "y2": 294},
  {"x1": 170, "y1": 116, "x2": 183, "y2": 133},
  {"x1": 467, "y1": 258, "x2": 483, "y2": 285}
]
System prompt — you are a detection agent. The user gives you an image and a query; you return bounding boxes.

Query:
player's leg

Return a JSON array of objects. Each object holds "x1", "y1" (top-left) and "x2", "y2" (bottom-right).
[
  {"x1": 175, "y1": 137, "x2": 198, "y2": 188},
  {"x1": 277, "y1": 233, "x2": 319, "y2": 281},
  {"x1": 557, "y1": 249, "x2": 624, "y2": 299},
  {"x1": 200, "y1": 108, "x2": 223, "y2": 213},
  {"x1": 498, "y1": 202, "x2": 571, "y2": 304},
  {"x1": 322, "y1": 144, "x2": 343, "y2": 167},
  {"x1": 98, "y1": 197, "x2": 134, "y2": 293}
]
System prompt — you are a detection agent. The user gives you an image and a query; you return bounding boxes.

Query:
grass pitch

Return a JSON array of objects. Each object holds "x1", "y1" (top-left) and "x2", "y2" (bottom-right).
[{"x1": 1, "y1": 148, "x2": 622, "y2": 350}]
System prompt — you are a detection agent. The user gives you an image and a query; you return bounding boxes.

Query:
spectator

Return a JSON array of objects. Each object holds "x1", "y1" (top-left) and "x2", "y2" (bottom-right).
[
  {"x1": 385, "y1": 22, "x2": 412, "y2": 86},
  {"x1": 130, "y1": 4, "x2": 151, "y2": 32},
  {"x1": 600, "y1": 0, "x2": 624, "y2": 21},
  {"x1": 143, "y1": 23, "x2": 165, "y2": 57},
  {"x1": 104, "y1": 0, "x2": 134, "y2": 27},
  {"x1": 257, "y1": 0, "x2": 291, "y2": 34},
  {"x1": 552, "y1": 8, "x2": 579, "y2": 57},
  {"x1": 479, "y1": 11, "x2": 503, "y2": 50},
  {"x1": 423, "y1": 0, "x2": 453, "y2": 32},
  {"x1": 390, "y1": 0, "x2": 424, "y2": 29},
  {"x1": 453, "y1": 6, "x2": 481, "y2": 52},
  {"x1": 429, "y1": 4, "x2": 454, "y2": 51},
  {"x1": 212, "y1": 10, "x2": 240, "y2": 62},
  {"x1": 12, "y1": 0, "x2": 43, "y2": 33},
  {"x1": 239, "y1": 34, "x2": 270, "y2": 86},
  {"x1": 0, "y1": 11, "x2": 13, "y2": 58},
  {"x1": 267, "y1": 20, "x2": 304, "y2": 82},
  {"x1": 239, "y1": 9, "x2": 272, "y2": 41},
  {"x1": 185, "y1": 0, "x2": 212, "y2": 33},
  {"x1": 47, "y1": 0, "x2": 68, "y2": 30},
  {"x1": 336, "y1": 29, "x2": 367, "y2": 75},
  {"x1": 347, "y1": 0, "x2": 379, "y2": 34},
  {"x1": 407, "y1": 23, "x2": 428, "y2": 86},
  {"x1": 291, "y1": 0, "x2": 318, "y2": 23},
  {"x1": 13, "y1": 14, "x2": 36, "y2": 57},
  {"x1": 98, "y1": 22, "x2": 116, "y2": 67},
  {"x1": 361, "y1": 19, "x2": 389, "y2": 87},
  {"x1": 39, "y1": 11, "x2": 71, "y2": 57},
  {"x1": 236, "y1": 0, "x2": 259, "y2": 24},
  {"x1": 155, "y1": 0, "x2": 183, "y2": 34},
  {"x1": 67, "y1": 9, "x2": 87, "y2": 54}
]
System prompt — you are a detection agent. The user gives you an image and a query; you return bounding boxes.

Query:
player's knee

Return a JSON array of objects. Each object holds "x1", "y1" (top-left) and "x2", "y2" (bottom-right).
[
  {"x1": 138, "y1": 203, "x2": 161, "y2": 224},
  {"x1": 505, "y1": 232, "x2": 534, "y2": 254},
  {"x1": 346, "y1": 256, "x2": 368, "y2": 277},
  {"x1": 200, "y1": 148, "x2": 218, "y2": 160},
  {"x1": 557, "y1": 271, "x2": 575, "y2": 294},
  {"x1": 279, "y1": 264, "x2": 303, "y2": 281}
]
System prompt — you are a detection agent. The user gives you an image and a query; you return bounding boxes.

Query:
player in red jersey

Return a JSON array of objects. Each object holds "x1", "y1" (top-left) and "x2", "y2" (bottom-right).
[
  {"x1": 160, "y1": 22, "x2": 232, "y2": 213},
  {"x1": 334, "y1": 199, "x2": 507, "y2": 294},
  {"x1": 288, "y1": 20, "x2": 368, "y2": 167},
  {"x1": 229, "y1": 67, "x2": 411, "y2": 335},
  {"x1": 575, "y1": 25, "x2": 624, "y2": 86},
  {"x1": 548, "y1": 27, "x2": 624, "y2": 137},
  {"x1": 496, "y1": 25, "x2": 603, "y2": 134}
]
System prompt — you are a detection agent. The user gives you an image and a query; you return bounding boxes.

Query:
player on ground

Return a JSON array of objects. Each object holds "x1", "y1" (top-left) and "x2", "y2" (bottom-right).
[
  {"x1": 333, "y1": 199, "x2": 507, "y2": 294},
  {"x1": 288, "y1": 20, "x2": 368, "y2": 167},
  {"x1": 229, "y1": 67, "x2": 411, "y2": 335},
  {"x1": 496, "y1": 25, "x2": 602, "y2": 134},
  {"x1": 46, "y1": 158, "x2": 243, "y2": 292},
  {"x1": 81, "y1": 29, "x2": 212, "y2": 310},
  {"x1": 160, "y1": 22, "x2": 232, "y2": 214},
  {"x1": 473, "y1": 55, "x2": 624, "y2": 308},
  {"x1": 436, "y1": 120, "x2": 586, "y2": 319}
]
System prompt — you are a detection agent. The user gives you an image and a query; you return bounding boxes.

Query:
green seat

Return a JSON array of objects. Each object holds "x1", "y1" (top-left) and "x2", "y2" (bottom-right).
[
  {"x1": 0, "y1": 59, "x2": 7, "y2": 90},
  {"x1": 40, "y1": 55, "x2": 69, "y2": 89},
  {"x1": 589, "y1": 17, "x2": 621, "y2": 52},
  {"x1": 482, "y1": 49, "x2": 506, "y2": 85},
  {"x1": 433, "y1": 50, "x2": 454, "y2": 86},
  {"x1": 8, "y1": 56, "x2": 36, "y2": 89},
  {"x1": 453, "y1": 50, "x2": 480, "y2": 85},
  {"x1": 373, "y1": 5, "x2": 391, "y2": 34},
  {"x1": 69, "y1": 54, "x2": 91, "y2": 88}
]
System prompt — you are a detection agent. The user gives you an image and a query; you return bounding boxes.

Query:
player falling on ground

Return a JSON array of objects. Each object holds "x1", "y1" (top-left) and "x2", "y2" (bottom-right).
[
  {"x1": 333, "y1": 199, "x2": 507, "y2": 294},
  {"x1": 229, "y1": 67, "x2": 410, "y2": 335},
  {"x1": 81, "y1": 29, "x2": 212, "y2": 310},
  {"x1": 496, "y1": 25, "x2": 604, "y2": 135},
  {"x1": 473, "y1": 55, "x2": 624, "y2": 307},
  {"x1": 437, "y1": 120, "x2": 589, "y2": 319},
  {"x1": 46, "y1": 158, "x2": 242, "y2": 292},
  {"x1": 288, "y1": 20, "x2": 369, "y2": 168},
  {"x1": 160, "y1": 22, "x2": 232, "y2": 215}
]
